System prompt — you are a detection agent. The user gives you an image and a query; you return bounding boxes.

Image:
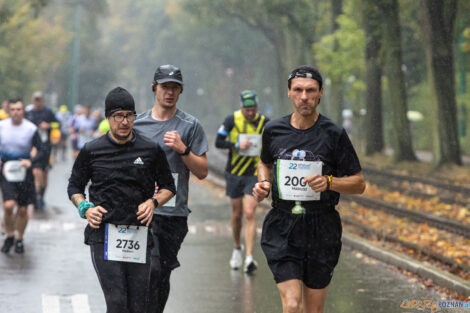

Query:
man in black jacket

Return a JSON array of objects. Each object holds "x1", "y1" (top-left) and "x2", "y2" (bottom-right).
[{"x1": 68, "y1": 87, "x2": 176, "y2": 313}]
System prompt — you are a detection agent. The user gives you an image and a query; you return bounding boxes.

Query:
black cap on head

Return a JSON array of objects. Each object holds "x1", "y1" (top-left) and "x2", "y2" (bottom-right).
[
  {"x1": 105, "y1": 87, "x2": 135, "y2": 117},
  {"x1": 288, "y1": 65, "x2": 323, "y2": 89},
  {"x1": 153, "y1": 64, "x2": 184, "y2": 86}
]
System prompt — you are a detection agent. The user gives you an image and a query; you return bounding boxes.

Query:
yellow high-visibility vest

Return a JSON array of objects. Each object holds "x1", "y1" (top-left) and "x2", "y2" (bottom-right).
[{"x1": 228, "y1": 110, "x2": 266, "y2": 176}]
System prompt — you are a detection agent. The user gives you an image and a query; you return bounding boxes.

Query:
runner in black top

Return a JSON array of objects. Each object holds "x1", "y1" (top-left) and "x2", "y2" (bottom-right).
[
  {"x1": 68, "y1": 87, "x2": 175, "y2": 313},
  {"x1": 253, "y1": 65, "x2": 365, "y2": 313},
  {"x1": 25, "y1": 91, "x2": 58, "y2": 211}
]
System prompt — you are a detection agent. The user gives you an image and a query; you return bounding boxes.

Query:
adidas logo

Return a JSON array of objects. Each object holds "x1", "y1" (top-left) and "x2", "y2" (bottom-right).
[{"x1": 133, "y1": 157, "x2": 144, "y2": 165}]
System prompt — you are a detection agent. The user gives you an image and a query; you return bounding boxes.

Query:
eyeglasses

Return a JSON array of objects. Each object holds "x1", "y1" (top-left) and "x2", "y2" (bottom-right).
[{"x1": 112, "y1": 113, "x2": 136, "y2": 123}]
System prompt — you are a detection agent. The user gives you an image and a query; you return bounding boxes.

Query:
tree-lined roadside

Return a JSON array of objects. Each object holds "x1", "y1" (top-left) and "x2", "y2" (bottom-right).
[{"x1": 2, "y1": 0, "x2": 470, "y2": 165}]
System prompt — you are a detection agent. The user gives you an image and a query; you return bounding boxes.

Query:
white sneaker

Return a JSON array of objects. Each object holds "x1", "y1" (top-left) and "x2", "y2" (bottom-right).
[
  {"x1": 230, "y1": 248, "x2": 243, "y2": 269},
  {"x1": 244, "y1": 255, "x2": 258, "y2": 273}
]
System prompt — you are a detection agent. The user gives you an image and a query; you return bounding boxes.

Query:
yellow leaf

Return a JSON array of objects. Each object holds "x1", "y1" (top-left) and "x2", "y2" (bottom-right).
[{"x1": 457, "y1": 208, "x2": 468, "y2": 220}]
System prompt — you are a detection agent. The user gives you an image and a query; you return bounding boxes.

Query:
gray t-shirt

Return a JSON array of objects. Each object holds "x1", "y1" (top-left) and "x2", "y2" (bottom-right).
[{"x1": 134, "y1": 109, "x2": 208, "y2": 217}]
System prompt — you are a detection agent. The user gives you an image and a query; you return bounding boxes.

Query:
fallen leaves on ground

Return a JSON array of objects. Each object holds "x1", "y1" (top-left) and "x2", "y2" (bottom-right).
[
  {"x1": 339, "y1": 202, "x2": 470, "y2": 268},
  {"x1": 363, "y1": 184, "x2": 470, "y2": 225}
]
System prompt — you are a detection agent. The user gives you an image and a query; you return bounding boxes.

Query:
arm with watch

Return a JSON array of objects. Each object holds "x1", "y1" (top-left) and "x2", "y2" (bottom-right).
[
  {"x1": 136, "y1": 189, "x2": 174, "y2": 227},
  {"x1": 303, "y1": 171, "x2": 365, "y2": 194},
  {"x1": 253, "y1": 160, "x2": 273, "y2": 202},
  {"x1": 163, "y1": 130, "x2": 208, "y2": 180},
  {"x1": 138, "y1": 144, "x2": 177, "y2": 225}
]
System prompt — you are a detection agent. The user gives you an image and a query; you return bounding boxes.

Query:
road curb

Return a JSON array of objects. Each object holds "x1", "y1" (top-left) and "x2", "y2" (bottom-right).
[{"x1": 342, "y1": 233, "x2": 470, "y2": 297}]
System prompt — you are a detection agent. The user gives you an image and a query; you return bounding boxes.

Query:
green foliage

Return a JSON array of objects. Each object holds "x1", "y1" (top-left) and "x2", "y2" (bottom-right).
[
  {"x1": 0, "y1": 1, "x2": 68, "y2": 101},
  {"x1": 40, "y1": 0, "x2": 113, "y2": 108},
  {"x1": 313, "y1": 14, "x2": 365, "y2": 110}
]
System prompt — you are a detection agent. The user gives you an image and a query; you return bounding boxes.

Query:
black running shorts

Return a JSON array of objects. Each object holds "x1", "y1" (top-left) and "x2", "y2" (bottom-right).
[
  {"x1": 32, "y1": 151, "x2": 51, "y2": 170},
  {"x1": 0, "y1": 171, "x2": 35, "y2": 206},
  {"x1": 261, "y1": 207, "x2": 342, "y2": 289},
  {"x1": 151, "y1": 215, "x2": 188, "y2": 270},
  {"x1": 224, "y1": 172, "x2": 257, "y2": 198}
]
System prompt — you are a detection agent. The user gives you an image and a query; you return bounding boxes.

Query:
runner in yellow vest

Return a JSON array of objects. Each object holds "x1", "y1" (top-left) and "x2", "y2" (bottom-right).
[
  {"x1": 215, "y1": 90, "x2": 269, "y2": 273},
  {"x1": 0, "y1": 100, "x2": 9, "y2": 120}
]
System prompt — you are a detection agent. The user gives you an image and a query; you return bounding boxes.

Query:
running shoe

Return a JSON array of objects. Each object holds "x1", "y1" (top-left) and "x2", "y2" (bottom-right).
[
  {"x1": 14, "y1": 240, "x2": 24, "y2": 254},
  {"x1": 244, "y1": 255, "x2": 258, "y2": 273},
  {"x1": 1, "y1": 236, "x2": 14, "y2": 253},
  {"x1": 229, "y1": 248, "x2": 243, "y2": 270}
]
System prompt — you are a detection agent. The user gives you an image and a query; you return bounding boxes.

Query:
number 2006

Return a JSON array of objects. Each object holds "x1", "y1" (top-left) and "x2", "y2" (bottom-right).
[
  {"x1": 284, "y1": 176, "x2": 307, "y2": 187},
  {"x1": 116, "y1": 239, "x2": 140, "y2": 250}
]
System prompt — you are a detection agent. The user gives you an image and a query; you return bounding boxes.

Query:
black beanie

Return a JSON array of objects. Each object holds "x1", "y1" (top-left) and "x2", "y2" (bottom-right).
[{"x1": 105, "y1": 87, "x2": 135, "y2": 117}]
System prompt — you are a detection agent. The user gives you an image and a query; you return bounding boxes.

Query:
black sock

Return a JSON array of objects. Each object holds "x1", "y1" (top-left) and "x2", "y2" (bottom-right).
[{"x1": 36, "y1": 190, "x2": 42, "y2": 201}]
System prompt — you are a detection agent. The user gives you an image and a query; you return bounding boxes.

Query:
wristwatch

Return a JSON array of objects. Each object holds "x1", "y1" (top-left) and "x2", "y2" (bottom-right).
[
  {"x1": 151, "y1": 198, "x2": 159, "y2": 209},
  {"x1": 179, "y1": 145, "x2": 191, "y2": 156}
]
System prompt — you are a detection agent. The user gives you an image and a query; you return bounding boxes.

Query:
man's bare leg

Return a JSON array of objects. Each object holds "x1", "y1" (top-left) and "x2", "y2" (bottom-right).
[
  {"x1": 242, "y1": 195, "x2": 257, "y2": 256},
  {"x1": 277, "y1": 279, "x2": 303, "y2": 313},
  {"x1": 15, "y1": 205, "x2": 29, "y2": 240},
  {"x1": 230, "y1": 198, "x2": 243, "y2": 249},
  {"x1": 302, "y1": 284, "x2": 329, "y2": 313}
]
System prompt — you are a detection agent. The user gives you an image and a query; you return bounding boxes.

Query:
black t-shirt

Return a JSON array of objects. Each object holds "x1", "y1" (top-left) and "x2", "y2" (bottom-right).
[
  {"x1": 67, "y1": 131, "x2": 176, "y2": 244},
  {"x1": 25, "y1": 106, "x2": 57, "y2": 148},
  {"x1": 261, "y1": 114, "x2": 362, "y2": 210}
]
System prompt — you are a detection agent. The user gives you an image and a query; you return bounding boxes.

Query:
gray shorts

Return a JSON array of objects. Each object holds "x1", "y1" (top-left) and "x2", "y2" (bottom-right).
[{"x1": 224, "y1": 172, "x2": 257, "y2": 198}]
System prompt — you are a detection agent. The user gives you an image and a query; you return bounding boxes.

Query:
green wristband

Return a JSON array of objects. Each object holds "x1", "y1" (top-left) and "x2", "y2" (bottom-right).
[{"x1": 78, "y1": 201, "x2": 94, "y2": 219}]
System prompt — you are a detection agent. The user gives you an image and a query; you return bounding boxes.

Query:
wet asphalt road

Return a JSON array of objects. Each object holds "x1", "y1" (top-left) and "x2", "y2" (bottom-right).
[{"x1": 0, "y1": 160, "x2": 465, "y2": 313}]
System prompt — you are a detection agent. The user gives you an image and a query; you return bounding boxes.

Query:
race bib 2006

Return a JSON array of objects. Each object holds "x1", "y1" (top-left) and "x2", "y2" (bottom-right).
[
  {"x1": 104, "y1": 224, "x2": 147, "y2": 264},
  {"x1": 276, "y1": 159, "x2": 323, "y2": 201}
]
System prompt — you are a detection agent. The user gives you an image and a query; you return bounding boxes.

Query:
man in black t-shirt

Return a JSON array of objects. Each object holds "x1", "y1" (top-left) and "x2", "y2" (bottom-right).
[
  {"x1": 253, "y1": 65, "x2": 365, "y2": 313},
  {"x1": 25, "y1": 91, "x2": 58, "y2": 211}
]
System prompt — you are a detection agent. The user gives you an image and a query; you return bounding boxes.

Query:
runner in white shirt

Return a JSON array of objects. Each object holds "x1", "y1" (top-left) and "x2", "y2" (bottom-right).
[{"x1": 0, "y1": 98, "x2": 47, "y2": 254}]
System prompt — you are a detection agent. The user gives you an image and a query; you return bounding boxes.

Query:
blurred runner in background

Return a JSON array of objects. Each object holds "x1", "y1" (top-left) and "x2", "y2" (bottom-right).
[
  {"x1": 1, "y1": 98, "x2": 47, "y2": 254},
  {"x1": 215, "y1": 90, "x2": 269, "y2": 273},
  {"x1": 54, "y1": 105, "x2": 72, "y2": 161},
  {"x1": 0, "y1": 99, "x2": 9, "y2": 120},
  {"x1": 72, "y1": 105, "x2": 97, "y2": 158},
  {"x1": 25, "y1": 91, "x2": 58, "y2": 211}
]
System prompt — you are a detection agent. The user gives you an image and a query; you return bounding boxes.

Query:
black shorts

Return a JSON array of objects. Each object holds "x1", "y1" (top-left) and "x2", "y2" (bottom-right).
[
  {"x1": 32, "y1": 151, "x2": 51, "y2": 170},
  {"x1": 151, "y1": 215, "x2": 188, "y2": 270},
  {"x1": 261, "y1": 207, "x2": 342, "y2": 289},
  {"x1": 90, "y1": 243, "x2": 151, "y2": 313},
  {"x1": 224, "y1": 172, "x2": 257, "y2": 198},
  {"x1": 1, "y1": 172, "x2": 35, "y2": 206}
]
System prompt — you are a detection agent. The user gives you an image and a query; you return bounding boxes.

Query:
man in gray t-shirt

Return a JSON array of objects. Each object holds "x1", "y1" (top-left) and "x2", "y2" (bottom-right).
[{"x1": 134, "y1": 64, "x2": 208, "y2": 313}]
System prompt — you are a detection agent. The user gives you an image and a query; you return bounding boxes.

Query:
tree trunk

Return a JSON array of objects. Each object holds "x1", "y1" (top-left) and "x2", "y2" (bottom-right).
[
  {"x1": 330, "y1": 0, "x2": 343, "y2": 124},
  {"x1": 419, "y1": 0, "x2": 462, "y2": 165},
  {"x1": 362, "y1": 0, "x2": 384, "y2": 155},
  {"x1": 378, "y1": 0, "x2": 417, "y2": 161},
  {"x1": 273, "y1": 40, "x2": 288, "y2": 116}
]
